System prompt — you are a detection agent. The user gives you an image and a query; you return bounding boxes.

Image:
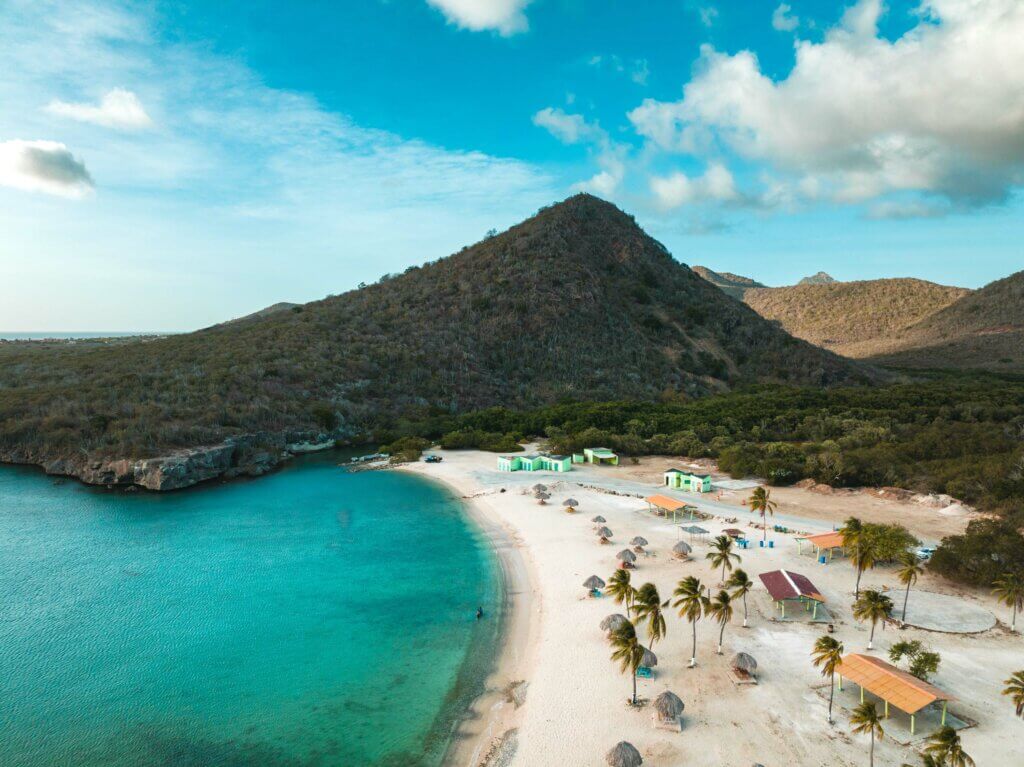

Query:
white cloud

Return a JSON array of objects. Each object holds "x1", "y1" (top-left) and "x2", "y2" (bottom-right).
[
  {"x1": 46, "y1": 87, "x2": 152, "y2": 130},
  {"x1": 631, "y1": 59, "x2": 650, "y2": 86},
  {"x1": 628, "y1": 0, "x2": 1024, "y2": 212},
  {"x1": 771, "y1": 3, "x2": 799, "y2": 32},
  {"x1": 697, "y1": 5, "x2": 719, "y2": 28},
  {"x1": 0, "y1": 139, "x2": 94, "y2": 197},
  {"x1": 532, "y1": 107, "x2": 595, "y2": 144},
  {"x1": 650, "y1": 163, "x2": 738, "y2": 209},
  {"x1": 425, "y1": 0, "x2": 532, "y2": 35}
]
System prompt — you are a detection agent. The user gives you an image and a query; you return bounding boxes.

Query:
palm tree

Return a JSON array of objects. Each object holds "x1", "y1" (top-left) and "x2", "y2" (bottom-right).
[
  {"x1": 706, "y1": 535, "x2": 741, "y2": 583},
  {"x1": 853, "y1": 590, "x2": 893, "y2": 650},
  {"x1": 745, "y1": 486, "x2": 777, "y2": 543},
  {"x1": 1003, "y1": 670, "x2": 1024, "y2": 718},
  {"x1": 850, "y1": 536, "x2": 878, "y2": 600},
  {"x1": 810, "y1": 635, "x2": 844, "y2": 724},
  {"x1": 840, "y1": 516, "x2": 866, "y2": 597},
  {"x1": 726, "y1": 568, "x2": 753, "y2": 627},
  {"x1": 923, "y1": 725, "x2": 975, "y2": 767},
  {"x1": 630, "y1": 582, "x2": 667, "y2": 647},
  {"x1": 707, "y1": 590, "x2": 733, "y2": 654},
  {"x1": 896, "y1": 552, "x2": 924, "y2": 623},
  {"x1": 608, "y1": 620, "x2": 644, "y2": 705},
  {"x1": 673, "y1": 575, "x2": 709, "y2": 668},
  {"x1": 606, "y1": 568, "x2": 637, "y2": 610},
  {"x1": 850, "y1": 701, "x2": 885, "y2": 767},
  {"x1": 992, "y1": 571, "x2": 1024, "y2": 632}
]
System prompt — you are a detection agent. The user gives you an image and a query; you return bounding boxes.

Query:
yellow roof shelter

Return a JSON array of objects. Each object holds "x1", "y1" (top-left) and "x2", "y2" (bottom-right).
[{"x1": 837, "y1": 653, "x2": 954, "y2": 734}]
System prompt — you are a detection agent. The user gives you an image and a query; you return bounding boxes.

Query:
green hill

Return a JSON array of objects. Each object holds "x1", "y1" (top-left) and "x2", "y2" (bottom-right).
[{"x1": 0, "y1": 194, "x2": 873, "y2": 488}]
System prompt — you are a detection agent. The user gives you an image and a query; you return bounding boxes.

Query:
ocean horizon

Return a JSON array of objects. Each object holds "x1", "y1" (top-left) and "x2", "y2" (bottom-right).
[
  {"x1": 0, "y1": 332, "x2": 177, "y2": 340},
  {"x1": 0, "y1": 453, "x2": 501, "y2": 767}
]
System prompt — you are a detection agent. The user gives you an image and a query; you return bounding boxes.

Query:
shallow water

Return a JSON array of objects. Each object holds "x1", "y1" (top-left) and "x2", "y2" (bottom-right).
[{"x1": 0, "y1": 455, "x2": 499, "y2": 767}]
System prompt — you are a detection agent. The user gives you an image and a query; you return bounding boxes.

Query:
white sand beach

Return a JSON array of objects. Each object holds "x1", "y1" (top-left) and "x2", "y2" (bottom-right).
[{"x1": 404, "y1": 450, "x2": 1024, "y2": 767}]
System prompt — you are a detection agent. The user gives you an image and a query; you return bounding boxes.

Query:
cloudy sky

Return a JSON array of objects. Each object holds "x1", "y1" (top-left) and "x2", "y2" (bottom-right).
[{"x1": 1, "y1": 0, "x2": 1022, "y2": 331}]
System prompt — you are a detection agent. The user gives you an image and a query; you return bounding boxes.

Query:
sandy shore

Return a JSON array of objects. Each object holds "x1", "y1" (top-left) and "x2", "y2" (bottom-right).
[{"x1": 406, "y1": 451, "x2": 1022, "y2": 767}]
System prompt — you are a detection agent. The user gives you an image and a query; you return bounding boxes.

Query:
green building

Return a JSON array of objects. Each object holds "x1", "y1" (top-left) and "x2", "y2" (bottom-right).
[
  {"x1": 583, "y1": 447, "x2": 619, "y2": 465},
  {"x1": 663, "y1": 468, "x2": 712, "y2": 493},
  {"x1": 497, "y1": 453, "x2": 572, "y2": 473}
]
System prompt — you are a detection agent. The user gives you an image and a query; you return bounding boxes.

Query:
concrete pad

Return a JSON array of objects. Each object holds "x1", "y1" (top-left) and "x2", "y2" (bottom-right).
[{"x1": 885, "y1": 589, "x2": 996, "y2": 634}]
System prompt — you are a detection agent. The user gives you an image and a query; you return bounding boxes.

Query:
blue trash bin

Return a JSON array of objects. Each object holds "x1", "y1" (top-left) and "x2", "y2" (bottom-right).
[
  {"x1": 768, "y1": 540, "x2": 774, "y2": 549},
  {"x1": 819, "y1": 555, "x2": 827, "y2": 564},
  {"x1": 759, "y1": 540, "x2": 765, "y2": 548}
]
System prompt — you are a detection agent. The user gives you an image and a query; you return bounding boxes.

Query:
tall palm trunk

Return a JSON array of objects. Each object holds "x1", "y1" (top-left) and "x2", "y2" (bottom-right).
[
  {"x1": 1013, "y1": 602, "x2": 1018, "y2": 632},
  {"x1": 869, "y1": 731, "x2": 875, "y2": 767},
  {"x1": 631, "y1": 670, "x2": 637, "y2": 705},
  {"x1": 868, "y1": 619, "x2": 876, "y2": 650},
  {"x1": 690, "y1": 621, "x2": 697, "y2": 667},
  {"x1": 855, "y1": 561, "x2": 863, "y2": 599},
  {"x1": 827, "y1": 671, "x2": 835, "y2": 724},
  {"x1": 902, "y1": 581, "x2": 912, "y2": 622},
  {"x1": 742, "y1": 593, "x2": 748, "y2": 627},
  {"x1": 761, "y1": 513, "x2": 767, "y2": 543},
  {"x1": 717, "y1": 622, "x2": 726, "y2": 655}
]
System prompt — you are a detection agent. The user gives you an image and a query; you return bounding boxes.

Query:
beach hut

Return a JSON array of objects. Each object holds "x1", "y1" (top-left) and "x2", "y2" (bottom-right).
[
  {"x1": 584, "y1": 447, "x2": 619, "y2": 465},
  {"x1": 563, "y1": 498, "x2": 579, "y2": 513},
  {"x1": 644, "y1": 494, "x2": 689, "y2": 523},
  {"x1": 836, "y1": 653, "x2": 955, "y2": 735},
  {"x1": 638, "y1": 647, "x2": 658, "y2": 677},
  {"x1": 663, "y1": 470, "x2": 712, "y2": 493},
  {"x1": 758, "y1": 569, "x2": 827, "y2": 620},
  {"x1": 731, "y1": 652, "x2": 758, "y2": 683},
  {"x1": 671, "y1": 541, "x2": 692, "y2": 560},
  {"x1": 606, "y1": 742, "x2": 642, "y2": 767},
  {"x1": 583, "y1": 575, "x2": 606, "y2": 597},
  {"x1": 796, "y1": 531, "x2": 846, "y2": 561},
  {"x1": 653, "y1": 691, "x2": 684, "y2": 729},
  {"x1": 678, "y1": 524, "x2": 709, "y2": 542},
  {"x1": 497, "y1": 455, "x2": 520, "y2": 472},
  {"x1": 600, "y1": 614, "x2": 630, "y2": 633},
  {"x1": 539, "y1": 454, "x2": 572, "y2": 472}
]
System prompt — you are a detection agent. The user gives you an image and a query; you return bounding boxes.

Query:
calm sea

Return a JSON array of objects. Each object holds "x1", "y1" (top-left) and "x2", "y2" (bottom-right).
[
  {"x1": 0, "y1": 454, "x2": 500, "y2": 767},
  {"x1": 0, "y1": 332, "x2": 170, "y2": 340}
]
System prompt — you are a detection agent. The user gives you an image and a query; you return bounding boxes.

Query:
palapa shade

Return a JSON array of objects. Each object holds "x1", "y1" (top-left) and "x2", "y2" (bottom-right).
[
  {"x1": 535, "y1": 491, "x2": 551, "y2": 499},
  {"x1": 606, "y1": 741, "x2": 643, "y2": 767},
  {"x1": 653, "y1": 691, "x2": 684, "y2": 719},
  {"x1": 616, "y1": 549, "x2": 637, "y2": 563},
  {"x1": 532, "y1": 484, "x2": 548, "y2": 492},
  {"x1": 630, "y1": 536, "x2": 648, "y2": 547},
  {"x1": 671, "y1": 541, "x2": 692, "y2": 558},
  {"x1": 731, "y1": 652, "x2": 758, "y2": 675},
  {"x1": 600, "y1": 613, "x2": 630, "y2": 632},
  {"x1": 563, "y1": 498, "x2": 579, "y2": 507},
  {"x1": 596, "y1": 526, "x2": 613, "y2": 538},
  {"x1": 592, "y1": 515, "x2": 607, "y2": 524},
  {"x1": 583, "y1": 575, "x2": 606, "y2": 590},
  {"x1": 640, "y1": 647, "x2": 658, "y2": 668}
]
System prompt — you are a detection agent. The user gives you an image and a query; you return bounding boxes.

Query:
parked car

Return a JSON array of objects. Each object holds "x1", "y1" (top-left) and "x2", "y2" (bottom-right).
[
  {"x1": 915, "y1": 546, "x2": 936, "y2": 561},
  {"x1": 424, "y1": 454, "x2": 443, "y2": 463}
]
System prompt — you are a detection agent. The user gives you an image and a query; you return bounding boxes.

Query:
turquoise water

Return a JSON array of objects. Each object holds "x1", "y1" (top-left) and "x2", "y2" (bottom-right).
[{"x1": 0, "y1": 455, "x2": 500, "y2": 767}]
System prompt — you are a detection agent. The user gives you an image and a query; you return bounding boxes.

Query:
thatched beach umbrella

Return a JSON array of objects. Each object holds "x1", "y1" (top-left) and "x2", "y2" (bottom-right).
[
  {"x1": 606, "y1": 741, "x2": 643, "y2": 767},
  {"x1": 671, "y1": 541, "x2": 692, "y2": 559},
  {"x1": 640, "y1": 647, "x2": 658, "y2": 668},
  {"x1": 630, "y1": 536, "x2": 649, "y2": 547},
  {"x1": 583, "y1": 575, "x2": 606, "y2": 591},
  {"x1": 600, "y1": 614, "x2": 630, "y2": 633},
  {"x1": 563, "y1": 498, "x2": 579, "y2": 508},
  {"x1": 596, "y1": 526, "x2": 613, "y2": 538},
  {"x1": 616, "y1": 549, "x2": 637, "y2": 563},
  {"x1": 592, "y1": 515, "x2": 606, "y2": 524},
  {"x1": 535, "y1": 491, "x2": 550, "y2": 505},
  {"x1": 731, "y1": 652, "x2": 758, "y2": 677},
  {"x1": 532, "y1": 483, "x2": 548, "y2": 493},
  {"x1": 653, "y1": 691, "x2": 684, "y2": 720}
]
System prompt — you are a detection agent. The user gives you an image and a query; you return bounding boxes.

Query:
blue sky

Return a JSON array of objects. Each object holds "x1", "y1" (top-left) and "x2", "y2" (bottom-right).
[{"x1": 1, "y1": 0, "x2": 1022, "y2": 331}]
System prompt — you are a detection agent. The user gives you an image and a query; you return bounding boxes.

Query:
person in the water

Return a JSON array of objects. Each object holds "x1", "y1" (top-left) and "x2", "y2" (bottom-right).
[{"x1": 476, "y1": 606, "x2": 484, "y2": 620}]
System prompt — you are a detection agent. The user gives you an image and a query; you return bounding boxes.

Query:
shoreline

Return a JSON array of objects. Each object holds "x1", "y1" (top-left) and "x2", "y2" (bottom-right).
[{"x1": 400, "y1": 464, "x2": 540, "y2": 767}]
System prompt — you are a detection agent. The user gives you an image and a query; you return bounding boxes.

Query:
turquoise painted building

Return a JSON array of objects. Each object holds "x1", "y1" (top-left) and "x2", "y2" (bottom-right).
[
  {"x1": 663, "y1": 469, "x2": 712, "y2": 493},
  {"x1": 497, "y1": 454, "x2": 572, "y2": 473},
  {"x1": 583, "y1": 447, "x2": 619, "y2": 465}
]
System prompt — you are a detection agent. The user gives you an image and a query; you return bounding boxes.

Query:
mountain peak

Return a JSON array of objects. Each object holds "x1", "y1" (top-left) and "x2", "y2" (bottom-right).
[{"x1": 799, "y1": 271, "x2": 837, "y2": 285}]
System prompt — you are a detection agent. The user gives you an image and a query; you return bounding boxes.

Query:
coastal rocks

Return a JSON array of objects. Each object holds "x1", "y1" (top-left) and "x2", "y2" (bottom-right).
[{"x1": 132, "y1": 445, "x2": 236, "y2": 491}]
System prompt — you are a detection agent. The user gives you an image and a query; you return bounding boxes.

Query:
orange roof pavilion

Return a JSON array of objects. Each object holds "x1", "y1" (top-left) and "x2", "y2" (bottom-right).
[
  {"x1": 837, "y1": 653, "x2": 954, "y2": 734},
  {"x1": 797, "y1": 530, "x2": 846, "y2": 559},
  {"x1": 644, "y1": 494, "x2": 695, "y2": 522}
]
